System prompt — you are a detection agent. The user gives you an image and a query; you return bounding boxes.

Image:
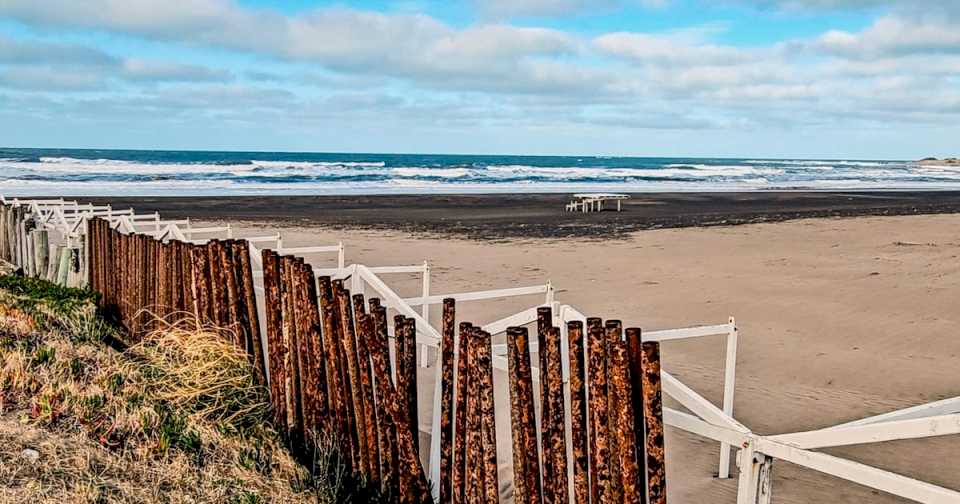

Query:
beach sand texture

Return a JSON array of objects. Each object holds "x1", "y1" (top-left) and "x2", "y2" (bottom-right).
[{"x1": 218, "y1": 212, "x2": 960, "y2": 503}]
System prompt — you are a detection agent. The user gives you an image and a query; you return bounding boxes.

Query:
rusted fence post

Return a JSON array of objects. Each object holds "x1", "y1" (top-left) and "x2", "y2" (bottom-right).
[
  {"x1": 353, "y1": 292, "x2": 380, "y2": 483},
  {"x1": 337, "y1": 284, "x2": 366, "y2": 474},
  {"x1": 544, "y1": 325, "x2": 569, "y2": 504},
  {"x1": 440, "y1": 298, "x2": 457, "y2": 504},
  {"x1": 453, "y1": 322, "x2": 473, "y2": 504},
  {"x1": 261, "y1": 250, "x2": 287, "y2": 431},
  {"x1": 371, "y1": 300, "x2": 399, "y2": 498},
  {"x1": 626, "y1": 328, "x2": 645, "y2": 498},
  {"x1": 396, "y1": 315, "x2": 419, "y2": 456},
  {"x1": 567, "y1": 321, "x2": 589, "y2": 504},
  {"x1": 609, "y1": 338, "x2": 641, "y2": 504},
  {"x1": 605, "y1": 320, "x2": 624, "y2": 504},
  {"x1": 476, "y1": 328, "x2": 499, "y2": 504},
  {"x1": 536, "y1": 306, "x2": 553, "y2": 498},
  {"x1": 640, "y1": 341, "x2": 667, "y2": 504},
  {"x1": 360, "y1": 312, "x2": 432, "y2": 504},
  {"x1": 587, "y1": 318, "x2": 610, "y2": 504},
  {"x1": 507, "y1": 326, "x2": 542, "y2": 504},
  {"x1": 465, "y1": 325, "x2": 484, "y2": 504}
]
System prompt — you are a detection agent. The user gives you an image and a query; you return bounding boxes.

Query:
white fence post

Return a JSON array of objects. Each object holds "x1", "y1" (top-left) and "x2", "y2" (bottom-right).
[{"x1": 719, "y1": 316, "x2": 739, "y2": 478}]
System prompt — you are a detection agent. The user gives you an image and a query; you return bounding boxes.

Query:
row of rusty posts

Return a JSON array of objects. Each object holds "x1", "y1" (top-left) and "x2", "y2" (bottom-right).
[
  {"x1": 85, "y1": 211, "x2": 667, "y2": 504},
  {"x1": 260, "y1": 249, "x2": 432, "y2": 503},
  {"x1": 0, "y1": 203, "x2": 78, "y2": 286},
  {"x1": 438, "y1": 304, "x2": 668, "y2": 504},
  {"x1": 86, "y1": 218, "x2": 265, "y2": 378}
]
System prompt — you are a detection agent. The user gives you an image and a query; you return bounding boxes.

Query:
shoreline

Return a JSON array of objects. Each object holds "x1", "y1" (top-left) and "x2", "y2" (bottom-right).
[{"x1": 65, "y1": 191, "x2": 960, "y2": 239}]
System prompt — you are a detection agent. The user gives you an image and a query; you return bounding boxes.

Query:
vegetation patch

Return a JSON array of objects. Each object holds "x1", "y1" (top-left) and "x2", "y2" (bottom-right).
[{"x1": 0, "y1": 273, "x2": 377, "y2": 503}]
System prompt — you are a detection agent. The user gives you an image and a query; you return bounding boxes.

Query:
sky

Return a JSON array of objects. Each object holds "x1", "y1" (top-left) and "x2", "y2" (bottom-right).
[{"x1": 0, "y1": 0, "x2": 958, "y2": 159}]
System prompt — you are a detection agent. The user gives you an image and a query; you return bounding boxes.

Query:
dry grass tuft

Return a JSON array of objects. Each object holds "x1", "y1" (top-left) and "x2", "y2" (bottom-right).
[{"x1": 0, "y1": 273, "x2": 354, "y2": 503}]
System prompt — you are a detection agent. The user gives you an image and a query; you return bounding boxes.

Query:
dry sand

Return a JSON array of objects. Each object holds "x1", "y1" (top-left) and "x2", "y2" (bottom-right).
[{"x1": 217, "y1": 213, "x2": 960, "y2": 503}]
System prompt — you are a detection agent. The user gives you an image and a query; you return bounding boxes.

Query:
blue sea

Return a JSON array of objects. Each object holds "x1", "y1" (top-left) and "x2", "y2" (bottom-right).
[{"x1": 0, "y1": 148, "x2": 955, "y2": 196}]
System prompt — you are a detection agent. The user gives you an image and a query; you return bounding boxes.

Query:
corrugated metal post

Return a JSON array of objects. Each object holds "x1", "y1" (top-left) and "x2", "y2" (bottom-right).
[
  {"x1": 507, "y1": 326, "x2": 543, "y2": 504},
  {"x1": 567, "y1": 321, "x2": 589, "y2": 504},
  {"x1": 640, "y1": 341, "x2": 666, "y2": 504}
]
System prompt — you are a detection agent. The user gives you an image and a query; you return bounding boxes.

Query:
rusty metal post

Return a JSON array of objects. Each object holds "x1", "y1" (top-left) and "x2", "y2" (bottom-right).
[
  {"x1": 396, "y1": 315, "x2": 419, "y2": 455},
  {"x1": 291, "y1": 259, "x2": 315, "y2": 443},
  {"x1": 536, "y1": 306, "x2": 553, "y2": 496},
  {"x1": 567, "y1": 321, "x2": 589, "y2": 504},
  {"x1": 474, "y1": 328, "x2": 498, "y2": 504},
  {"x1": 360, "y1": 312, "x2": 432, "y2": 504},
  {"x1": 544, "y1": 325, "x2": 569, "y2": 504},
  {"x1": 235, "y1": 240, "x2": 265, "y2": 379},
  {"x1": 280, "y1": 257, "x2": 303, "y2": 443},
  {"x1": 440, "y1": 298, "x2": 457, "y2": 504},
  {"x1": 605, "y1": 320, "x2": 624, "y2": 504},
  {"x1": 208, "y1": 239, "x2": 226, "y2": 327},
  {"x1": 587, "y1": 319, "x2": 610, "y2": 504},
  {"x1": 640, "y1": 341, "x2": 666, "y2": 504},
  {"x1": 507, "y1": 326, "x2": 542, "y2": 504},
  {"x1": 261, "y1": 250, "x2": 287, "y2": 430},
  {"x1": 371, "y1": 301, "x2": 399, "y2": 498},
  {"x1": 453, "y1": 322, "x2": 473, "y2": 504},
  {"x1": 609, "y1": 338, "x2": 641, "y2": 504},
  {"x1": 626, "y1": 328, "x2": 645, "y2": 495},
  {"x1": 465, "y1": 326, "x2": 484, "y2": 504},
  {"x1": 353, "y1": 292, "x2": 380, "y2": 483},
  {"x1": 191, "y1": 244, "x2": 211, "y2": 326},
  {"x1": 303, "y1": 264, "x2": 327, "y2": 424},
  {"x1": 318, "y1": 277, "x2": 344, "y2": 429},
  {"x1": 337, "y1": 284, "x2": 366, "y2": 474},
  {"x1": 222, "y1": 241, "x2": 244, "y2": 347}
]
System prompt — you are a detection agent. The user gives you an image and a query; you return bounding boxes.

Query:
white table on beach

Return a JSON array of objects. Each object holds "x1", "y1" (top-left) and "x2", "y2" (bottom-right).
[{"x1": 566, "y1": 193, "x2": 630, "y2": 212}]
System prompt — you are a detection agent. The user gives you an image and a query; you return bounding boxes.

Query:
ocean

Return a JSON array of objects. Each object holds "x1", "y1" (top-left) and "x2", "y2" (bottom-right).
[{"x1": 0, "y1": 148, "x2": 956, "y2": 196}]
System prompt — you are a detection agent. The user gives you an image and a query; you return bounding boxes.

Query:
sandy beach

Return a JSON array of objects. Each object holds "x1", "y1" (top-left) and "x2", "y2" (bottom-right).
[{"x1": 168, "y1": 198, "x2": 960, "y2": 504}]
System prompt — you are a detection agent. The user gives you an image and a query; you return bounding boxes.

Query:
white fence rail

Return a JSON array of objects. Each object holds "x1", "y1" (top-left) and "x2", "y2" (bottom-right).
[{"x1": 5, "y1": 195, "x2": 958, "y2": 504}]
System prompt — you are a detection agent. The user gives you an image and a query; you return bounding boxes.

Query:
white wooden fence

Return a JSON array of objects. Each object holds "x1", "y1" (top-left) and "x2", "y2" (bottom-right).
[{"x1": 5, "y1": 195, "x2": 959, "y2": 503}]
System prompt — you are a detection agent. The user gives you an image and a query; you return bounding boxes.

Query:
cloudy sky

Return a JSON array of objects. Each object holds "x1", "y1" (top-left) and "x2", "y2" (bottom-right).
[{"x1": 0, "y1": 0, "x2": 957, "y2": 159}]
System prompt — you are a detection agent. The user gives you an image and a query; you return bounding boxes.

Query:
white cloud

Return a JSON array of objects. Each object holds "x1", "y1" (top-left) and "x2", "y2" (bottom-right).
[
  {"x1": 0, "y1": 34, "x2": 117, "y2": 66},
  {"x1": 475, "y1": 0, "x2": 668, "y2": 18},
  {"x1": 813, "y1": 16, "x2": 960, "y2": 58},
  {"x1": 121, "y1": 59, "x2": 232, "y2": 82},
  {"x1": 1, "y1": 0, "x2": 960, "y2": 143}
]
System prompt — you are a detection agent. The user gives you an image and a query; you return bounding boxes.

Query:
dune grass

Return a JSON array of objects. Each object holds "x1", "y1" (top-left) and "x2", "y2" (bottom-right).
[{"x1": 0, "y1": 272, "x2": 373, "y2": 503}]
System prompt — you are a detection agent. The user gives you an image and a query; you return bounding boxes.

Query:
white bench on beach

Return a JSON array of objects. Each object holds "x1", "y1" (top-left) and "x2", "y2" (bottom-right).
[{"x1": 565, "y1": 193, "x2": 629, "y2": 212}]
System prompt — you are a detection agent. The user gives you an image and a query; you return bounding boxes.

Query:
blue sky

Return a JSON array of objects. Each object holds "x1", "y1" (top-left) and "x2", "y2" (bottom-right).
[{"x1": 0, "y1": 0, "x2": 958, "y2": 159}]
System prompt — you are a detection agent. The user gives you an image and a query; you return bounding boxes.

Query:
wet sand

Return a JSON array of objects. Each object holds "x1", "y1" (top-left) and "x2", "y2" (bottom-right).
[{"x1": 75, "y1": 191, "x2": 960, "y2": 239}]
